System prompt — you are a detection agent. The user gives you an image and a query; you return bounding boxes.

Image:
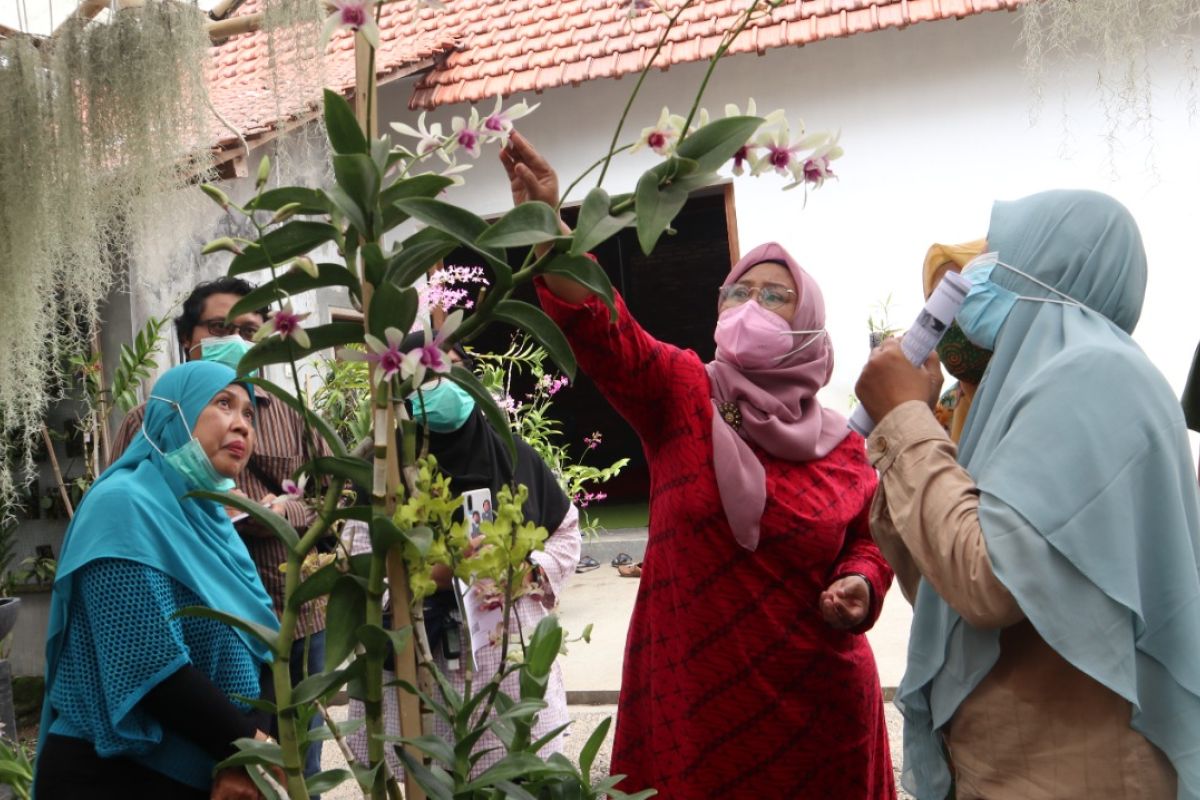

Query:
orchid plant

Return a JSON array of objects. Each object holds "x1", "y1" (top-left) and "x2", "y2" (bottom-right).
[{"x1": 185, "y1": 0, "x2": 842, "y2": 796}]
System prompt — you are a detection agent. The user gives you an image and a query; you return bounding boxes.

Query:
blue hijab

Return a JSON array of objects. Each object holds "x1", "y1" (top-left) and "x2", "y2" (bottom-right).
[
  {"x1": 897, "y1": 191, "x2": 1200, "y2": 799},
  {"x1": 39, "y1": 362, "x2": 278, "y2": 752}
]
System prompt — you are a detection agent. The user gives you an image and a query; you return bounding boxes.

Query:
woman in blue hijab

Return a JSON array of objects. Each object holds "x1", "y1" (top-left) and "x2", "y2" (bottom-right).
[
  {"x1": 856, "y1": 190, "x2": 1200, "y2": 799},
  {"x1": 34, "y1": 361, "x2": 280, "y2": 799}
]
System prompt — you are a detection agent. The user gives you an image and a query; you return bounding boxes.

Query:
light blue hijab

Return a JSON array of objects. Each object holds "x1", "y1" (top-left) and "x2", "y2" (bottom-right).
[
  {"x1": 39, "y1": 361, "x2": 278, "y2": 755},
  {"x1": 897, "y1": 190, "x2": 1200, "y2": 799}
]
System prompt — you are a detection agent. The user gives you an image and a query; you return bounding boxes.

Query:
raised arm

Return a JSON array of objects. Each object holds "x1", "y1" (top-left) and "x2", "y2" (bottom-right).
[{"x1": 500, "y1": 133, "x2": 709, "y2": 445}]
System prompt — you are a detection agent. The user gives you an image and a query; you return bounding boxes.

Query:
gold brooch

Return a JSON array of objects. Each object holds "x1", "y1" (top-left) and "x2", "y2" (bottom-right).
[{"x1": 718, "y1": 401, "x2": 742, "y2": 431}]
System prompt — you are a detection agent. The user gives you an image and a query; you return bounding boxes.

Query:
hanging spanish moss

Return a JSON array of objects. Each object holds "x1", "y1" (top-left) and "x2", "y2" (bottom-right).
[
  {"x1": 1020, "y1": 0, "x2": 1200, "y2": 170},
  {"x1": 261, "y1": 0, "x2": 330, "y2": 183},
  {"x1": 0, "y1": 1, "x2": 213, "y2": 518}
]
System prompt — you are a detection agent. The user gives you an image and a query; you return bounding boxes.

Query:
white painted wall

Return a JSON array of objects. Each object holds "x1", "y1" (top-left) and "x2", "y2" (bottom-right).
[{"x1": 379, "y1": 10, "x2": 1200, "y2": 455}]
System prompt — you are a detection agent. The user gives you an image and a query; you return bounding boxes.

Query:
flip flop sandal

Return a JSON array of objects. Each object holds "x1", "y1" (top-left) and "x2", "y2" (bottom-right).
[
  {"x1": 611, "y1": 552, "x2": 634, "y2": 568},
  {"x1": 617, "y1": 562, "x2": 643, "y2": 578},
  {"x1": 575, "y1": 555, "x2": 600, "y2": 573}
]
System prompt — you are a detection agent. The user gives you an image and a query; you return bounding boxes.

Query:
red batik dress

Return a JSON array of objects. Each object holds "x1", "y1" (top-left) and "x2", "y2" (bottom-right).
[{"x1": 538, "y1": 282, "x2": 896, "y2": 800}]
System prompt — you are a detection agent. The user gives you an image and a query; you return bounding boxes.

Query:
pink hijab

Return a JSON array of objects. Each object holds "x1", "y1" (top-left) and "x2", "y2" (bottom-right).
[{"x1": 705, "y1": 242, "x2": 850, "y2": 551}]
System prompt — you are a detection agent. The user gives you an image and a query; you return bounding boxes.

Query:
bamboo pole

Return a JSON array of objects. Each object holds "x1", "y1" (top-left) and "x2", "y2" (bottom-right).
[
  {"x1": 206, "y1": 11, "x2": 264, "y2": 41},
  {"x1": 351, "y1": 29, "x2": 426, "y2": 800},
  {"x1": 39, "y1": 425, "x2": 74, "y2": 520}
]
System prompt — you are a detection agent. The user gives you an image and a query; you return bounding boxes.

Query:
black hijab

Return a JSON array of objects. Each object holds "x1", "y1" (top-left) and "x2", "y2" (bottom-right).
[
  {"x1": 1184, "y1": 339, "x2": 1200, "y2": 433},
  {"x1": 400, "y1": 332, "x2": 572, "y2": 534}
]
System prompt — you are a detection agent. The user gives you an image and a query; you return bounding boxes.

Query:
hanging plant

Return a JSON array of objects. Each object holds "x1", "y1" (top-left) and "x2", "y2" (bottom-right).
[
  {"x1": 0, "y1": 1, "x2": 214, "y2": 518},
  {"x1": 1020, "y1": 0, "x2": 1200, "y2": 164}
]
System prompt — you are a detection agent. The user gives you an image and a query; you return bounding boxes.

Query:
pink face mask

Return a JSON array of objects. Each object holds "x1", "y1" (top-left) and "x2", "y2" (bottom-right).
[{"x1": 714, "y1": 301, "x2": 825, "y2": 370}]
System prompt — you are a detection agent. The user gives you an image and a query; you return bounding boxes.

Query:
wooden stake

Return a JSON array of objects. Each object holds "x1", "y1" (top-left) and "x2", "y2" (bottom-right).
[
  {"x1": 40, "y1": 425, "x2": 74, "y2": 520},
  {"x1": 206, "y1": 11, "x2": 264, "y2": 41}
]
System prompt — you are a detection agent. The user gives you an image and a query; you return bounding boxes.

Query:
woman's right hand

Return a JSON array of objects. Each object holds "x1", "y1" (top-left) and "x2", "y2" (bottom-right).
[{"x1": 500, "y1": 131, "x2": 560, "y2": 208}]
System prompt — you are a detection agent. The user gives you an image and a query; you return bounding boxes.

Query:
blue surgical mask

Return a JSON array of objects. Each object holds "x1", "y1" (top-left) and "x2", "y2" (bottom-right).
[
  {"x1": 143, "y1": 395, "x2": 237, "y2": 492},
  {"x1": 199, "y1": 335, "x2": 256, "y2": 376},
  {"x1": 410, "y1": 380, "x2": 476, "y2": 433},
  {"x1": 957, "y1": 252, "x2": 1087, "y2": 350}
]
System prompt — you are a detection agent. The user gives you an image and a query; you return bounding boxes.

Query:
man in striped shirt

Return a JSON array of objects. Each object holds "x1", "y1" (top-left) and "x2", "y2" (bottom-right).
[{"x1": 110, "y1": 277, "x2": 332, "y2": 791}]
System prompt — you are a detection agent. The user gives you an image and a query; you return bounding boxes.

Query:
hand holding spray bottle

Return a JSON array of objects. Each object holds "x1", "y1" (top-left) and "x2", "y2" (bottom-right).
[{"x1": 848, "y1": 271, "x2": 971, "y2": 437}]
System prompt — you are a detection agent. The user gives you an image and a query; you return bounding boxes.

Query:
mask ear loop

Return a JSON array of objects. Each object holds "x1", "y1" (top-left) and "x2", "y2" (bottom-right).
[
  {"x1": 776, "y1": 329, "x2": 826, "y2": 361},
  {"x1": 143, "y1": 395, "x2": 193, "y2": 455},
  {"x1": 995, "y1": 260, "x2": 1093, "y2": 311}
]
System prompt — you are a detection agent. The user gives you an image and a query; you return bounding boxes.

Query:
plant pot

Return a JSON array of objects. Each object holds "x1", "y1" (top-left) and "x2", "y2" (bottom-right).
[{"x1": 0, "y1": 598, "x2": 18, "y2": 642}]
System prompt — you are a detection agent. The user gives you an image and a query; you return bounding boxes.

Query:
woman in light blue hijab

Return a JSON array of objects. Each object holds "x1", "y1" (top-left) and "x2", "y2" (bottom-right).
[
  {"x1": 856, "y1": 190, "x2": 1200, "y2": 799},
  {"x1": 35, "y1": 361, "x2": 279, "y2": 799}
]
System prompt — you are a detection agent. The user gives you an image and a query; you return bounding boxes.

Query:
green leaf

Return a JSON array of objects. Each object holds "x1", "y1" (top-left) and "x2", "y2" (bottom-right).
[
  {"x1": 571, "y1": 187, "x2": 635, "y2": 257},
  {"x1": 383, "y1": 227, "x2": 458, "y2": 288},
  {"x1": 543, "y1": 253, "x2": 617, "y2": 322},
  {"x1": 448, "y1": 365, "x2": 515, "y2": 467},
  {"x1": 525, "y1": 615, "x2": 564, "y2": 678},
  {"x1": 492, "y1": 301, "x2": 576, "y2": 380},
  {"x1": 465, "y1": 753, "x2": 562, "y2": 790},
  {"x1": 325, "y1": 574, "x2": 368, "y2": 667},
  {"x1": 327, "y1": 184, "x2": 369, "y2": 237},
  {"x1": 578, "y1": 716, "x2": 611, "y2": 785},
  {"x1": 289, "y1": 663, "x2": 357, "y2": 707},
  {"x1": 289, "y1": 560, "x2": 344, "y2": 610},
  {"x1": 395, "y1": 748, "x2": 455, "y2": 800},
  {"x1": 493, "y1": 781, "x2": 540, "y2": 800},
  {"x1": 306, "y1": 769, "x2": 353, "y2": 794},
  {"x1": 392, "y1": 197, "x2": 511, "y2": 279},
  {"x1": 634, "y1": 170, "x2": 689, "y2": 255},
  {"x1": 229, "y1": 694, "x2": 277, "y2": 715},
  {"x1": 215, "y1": 737, "x2": 285, "y2": 770},
  {"x1": 237, "y1": 322, "x2": 363, "y2": 376},
  {"x1": 676, "y1": 115, "x2": 764, "y2": 173},
  {"x1": 310, "y1": 455, "x2": 372, "y2": 491},
  {"x1": 333, "y1": 154, "x2": 382, "y2": 227},
  {"x1": 357, "y1": 623, "x2": 411, "y2": 662},
  {"x1": 476, "y1": 201, "x2": 563, "y2": 248},
  {"x1": 380, "y1": 173, "x2": 456, "y2": 232},
  {"x1": 245, "y1": 377, "x2": 348, "y2": 458},
  {"x1": 229, "y1": 221, "x2": 340, "y2": 275},
  {"x1": 186, "y1": 489, "x2": 298, "y2": 550},
  {"x1": 245, "y1": 187, "x2": 332, "y2": 215},
  {"x1": 324, "y1": 88, "x2": 368, "y2": 155},
  {"x1": 368, "y1": 282, "x2": 418, "y2": 342},
  {"x1": 175, "y1": 606, "x2": 279, "y2": 652},
  {"x1": 361, "y1": 242, "x2": 387, "y2": 286},
  {"x1": 397, "y1": 734, "x2": 455, "y2": 767},
  {"x1": 309, "y1": 717, "x2": 365, "y2": 741}
]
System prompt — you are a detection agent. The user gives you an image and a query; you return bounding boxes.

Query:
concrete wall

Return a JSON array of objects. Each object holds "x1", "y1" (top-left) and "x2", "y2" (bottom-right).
[{"x1": 376, "y1": 10, "x2": 1200, "y2": 457}]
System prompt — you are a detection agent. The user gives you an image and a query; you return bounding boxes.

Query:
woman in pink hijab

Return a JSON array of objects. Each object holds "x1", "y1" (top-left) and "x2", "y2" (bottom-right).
[{"x1": 503, "y1": 133, "x2": 895, "y2": 800}]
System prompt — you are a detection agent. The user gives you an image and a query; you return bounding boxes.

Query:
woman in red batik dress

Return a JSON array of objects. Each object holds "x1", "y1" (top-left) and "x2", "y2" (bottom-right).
[{"x1": 501, "y1": 134, "x2": 896, "y2": 800}]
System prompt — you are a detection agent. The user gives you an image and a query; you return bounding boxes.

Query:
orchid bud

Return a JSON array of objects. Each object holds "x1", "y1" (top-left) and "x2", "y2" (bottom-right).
[
  {"x1": 201, "y1": 237, "x2": 243, "y2": 256},
  {"x1": 199, "y1": 183, "x2": 231, "y2": 210},
  {"x1": 256, "y1": 155, "x2": 271, "y2": 189},
  {"x1": 290, "y1": 256, "x2": 319, "y2": 278},
  {"x1": 270, "y1": 202, "x2": 303, "y2": 224}
]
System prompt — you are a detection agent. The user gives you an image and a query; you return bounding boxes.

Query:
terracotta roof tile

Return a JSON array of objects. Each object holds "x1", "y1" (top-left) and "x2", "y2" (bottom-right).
[{"x1": 207, "y1": 0, "x2": 1026, "y2": 125}]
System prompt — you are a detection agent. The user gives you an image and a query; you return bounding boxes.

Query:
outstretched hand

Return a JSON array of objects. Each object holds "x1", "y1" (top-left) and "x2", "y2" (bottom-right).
[
  {"x1": 819, "y1": 575, "x2": 871, "y2": 631},
  {"x1": 500, "y1": 131, "x2": 560, "y2": 208}
]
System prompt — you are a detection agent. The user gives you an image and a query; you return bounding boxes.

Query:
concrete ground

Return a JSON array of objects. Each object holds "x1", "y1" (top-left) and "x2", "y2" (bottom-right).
[{"x1": 319, "y1": 534, "x2": 917, "y2": 798}]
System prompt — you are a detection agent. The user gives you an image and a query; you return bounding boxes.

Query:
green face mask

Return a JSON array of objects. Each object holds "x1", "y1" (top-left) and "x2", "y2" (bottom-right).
[
  {"x1": 199, "y1": 335, "x2": 256, "y2": 376},
  {"x1": 935, "y1": 321, "x2": 992, "y2": 385},
  {"x1": 410, "y1": 380, "x2": 476, "y2": 433}
]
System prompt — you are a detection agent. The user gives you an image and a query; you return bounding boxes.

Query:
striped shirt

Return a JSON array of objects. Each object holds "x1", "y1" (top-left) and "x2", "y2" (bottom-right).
[{"x1": 110, "y1": 387, "x2": 330, "y2": 638}]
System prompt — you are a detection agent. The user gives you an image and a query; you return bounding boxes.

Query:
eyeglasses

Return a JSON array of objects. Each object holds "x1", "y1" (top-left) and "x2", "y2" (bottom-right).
[
  {"x1": 718, "y1": 282, "x2": 797, "y2": 311},
  {"x1": 199, "y1": 318, "x2": 261, "y2": 340}
]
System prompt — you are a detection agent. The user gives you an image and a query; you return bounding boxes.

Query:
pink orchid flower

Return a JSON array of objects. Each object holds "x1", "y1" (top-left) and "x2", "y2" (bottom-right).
[
  {"x1": 281, "y1": 473, "x2": 308, "y2": 500},
  {"x1": 253, "y1": 302, "x2": 311, "y2": 348},
  {"x1": 481, "y1": 96, "x2": 539, "y2": 145},
  {"x1": 340, "y1": 327, "x2": 406, "y2": 387},
  {"x1": 322, "y1": 0, "x2": 381, "y2": 48},
  {"x1": 631, "y1": 107, "x2": 686, "y2": 156},
  {"x1": 401, "y1": 310, "x2": 462, "y2": 388},
  {"x1": 450, "y1": 110, "x2": 483, "y2": 159}
]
